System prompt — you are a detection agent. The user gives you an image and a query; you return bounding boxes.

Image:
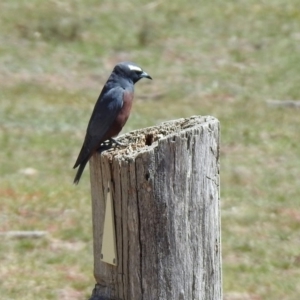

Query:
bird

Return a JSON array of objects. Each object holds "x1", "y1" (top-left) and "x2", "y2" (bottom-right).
[{"x1": 73, "y1": 61, "x2": 152, "y2": 184}]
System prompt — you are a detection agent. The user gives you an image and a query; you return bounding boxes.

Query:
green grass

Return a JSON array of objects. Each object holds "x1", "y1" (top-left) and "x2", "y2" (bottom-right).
[{"x1": 1, "y1": 0, "x2": 300, "y2": 299}]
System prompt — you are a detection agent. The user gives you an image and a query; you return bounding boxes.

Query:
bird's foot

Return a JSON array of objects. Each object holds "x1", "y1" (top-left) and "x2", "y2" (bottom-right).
[
  {"x1": 109, "y1": 138, "x2": 127, "y2": 148},
  {"x1": 97, "y1": 138, "x2": 127, "y2": 153},
  {"x1": 97, "y1": 143, "x2": 113, "y2": 153}
]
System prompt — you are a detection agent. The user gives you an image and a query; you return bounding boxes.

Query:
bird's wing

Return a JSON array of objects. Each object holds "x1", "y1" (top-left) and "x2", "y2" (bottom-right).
[
  {"x1": 88, "y1": 86, "x2": 124, "y2": 137},
  {"x1": 73, "y1": 86, "x2": 124, "y2": 168}
]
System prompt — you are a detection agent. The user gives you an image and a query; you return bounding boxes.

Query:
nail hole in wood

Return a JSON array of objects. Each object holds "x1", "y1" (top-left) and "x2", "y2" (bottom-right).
[{"x1": 145, "y1": 172, "x2": 150, "y2": 181}]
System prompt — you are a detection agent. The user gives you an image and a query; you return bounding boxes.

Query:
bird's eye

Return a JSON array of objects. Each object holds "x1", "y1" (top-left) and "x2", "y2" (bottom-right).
[{"x1": 135, "y1": 70, "x2": 143, "y2": 74}]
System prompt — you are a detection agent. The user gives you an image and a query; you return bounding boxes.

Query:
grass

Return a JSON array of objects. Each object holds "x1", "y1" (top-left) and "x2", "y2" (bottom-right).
[{"x1": 1, "y1": 0, "x2": 300, "y2": 299}]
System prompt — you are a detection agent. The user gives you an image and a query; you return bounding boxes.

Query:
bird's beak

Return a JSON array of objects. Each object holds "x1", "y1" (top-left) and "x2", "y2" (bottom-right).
[{"x1": 141, "y1": 71, "x2": 152, "y2": 80}]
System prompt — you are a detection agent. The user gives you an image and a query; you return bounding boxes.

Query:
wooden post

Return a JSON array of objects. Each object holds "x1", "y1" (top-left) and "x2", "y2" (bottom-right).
[{"x1": 89, "y1": 115, "x2": 222, "y2": 300}]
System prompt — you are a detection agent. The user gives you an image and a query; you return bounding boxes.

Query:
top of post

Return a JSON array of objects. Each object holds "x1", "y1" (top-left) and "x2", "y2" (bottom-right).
[{"x1": 100, "y1": 115, "x2": 219, "y2": 160}]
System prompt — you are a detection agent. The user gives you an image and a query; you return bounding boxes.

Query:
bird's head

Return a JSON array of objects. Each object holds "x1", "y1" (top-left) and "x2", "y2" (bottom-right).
[{"x1": 113, "y1": 61, "x2": 152, "y2": 84}]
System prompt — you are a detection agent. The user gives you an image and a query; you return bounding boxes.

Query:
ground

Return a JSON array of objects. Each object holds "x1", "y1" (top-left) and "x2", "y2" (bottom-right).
[{"x1": 0, "y1": 0, "x2": 300, "y2": 299}]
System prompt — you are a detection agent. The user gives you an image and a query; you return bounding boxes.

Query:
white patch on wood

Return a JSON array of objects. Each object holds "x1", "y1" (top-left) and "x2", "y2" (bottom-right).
[{"x1": 101, "y1": 181, "x2": 117, "y2": 266}]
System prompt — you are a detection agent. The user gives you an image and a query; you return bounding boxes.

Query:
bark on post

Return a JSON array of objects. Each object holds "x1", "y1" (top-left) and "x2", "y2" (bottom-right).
[{"x1": 89, "y1": 115, "x2": 222, "y2": 300}]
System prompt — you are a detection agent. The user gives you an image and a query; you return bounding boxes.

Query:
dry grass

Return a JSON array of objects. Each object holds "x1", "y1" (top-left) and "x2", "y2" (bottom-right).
[{"x1": 1, "y1": 0, "x2": 300, "y2": 299}]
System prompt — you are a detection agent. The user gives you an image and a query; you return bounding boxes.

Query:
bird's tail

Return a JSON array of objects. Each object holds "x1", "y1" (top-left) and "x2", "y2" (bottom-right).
[{"x1": 73, "y1": 158, "x2": 89, "y2": 185}]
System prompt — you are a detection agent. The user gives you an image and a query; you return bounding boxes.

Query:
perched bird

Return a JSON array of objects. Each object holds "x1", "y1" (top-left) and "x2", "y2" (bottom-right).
[{"x1": 73, "y1": 61, "x2": 152, "y2": 184}]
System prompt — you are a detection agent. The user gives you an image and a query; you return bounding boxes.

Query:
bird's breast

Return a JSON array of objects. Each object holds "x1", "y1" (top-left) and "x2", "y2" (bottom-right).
[
  {"x1": 115, "y1": 90, "x2": 134, "y2": 128},
  {"x1": 104, "y1": 90, "x2": 134, "y2": 139}
]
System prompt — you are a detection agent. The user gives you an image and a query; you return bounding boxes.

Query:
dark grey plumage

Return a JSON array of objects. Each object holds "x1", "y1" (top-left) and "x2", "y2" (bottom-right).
[{"x1": 73, "y1": 62, "x2": 152, "y2": 184}]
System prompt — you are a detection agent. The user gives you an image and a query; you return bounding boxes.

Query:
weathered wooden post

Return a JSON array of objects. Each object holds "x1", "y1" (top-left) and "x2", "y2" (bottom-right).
[{"x1": 89, "y1": 115, "x2": 222, "y2": 300}]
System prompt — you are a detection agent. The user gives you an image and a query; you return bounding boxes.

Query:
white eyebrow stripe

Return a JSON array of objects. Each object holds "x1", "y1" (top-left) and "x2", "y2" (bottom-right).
[{"x1": 128, "y1": 65, "x2": 142, "y2": 72}]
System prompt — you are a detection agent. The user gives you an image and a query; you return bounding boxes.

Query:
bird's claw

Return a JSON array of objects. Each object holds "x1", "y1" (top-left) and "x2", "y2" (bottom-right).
[
  {"x1": 109, "y1": 138, "x2": 127, "y2": 148},
  {"x1": 97, "y1": 138, "x2": 127, "y2": 153},
  {"x1": 97, "y1": 143, "x2": 112, "y2": 153}
]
